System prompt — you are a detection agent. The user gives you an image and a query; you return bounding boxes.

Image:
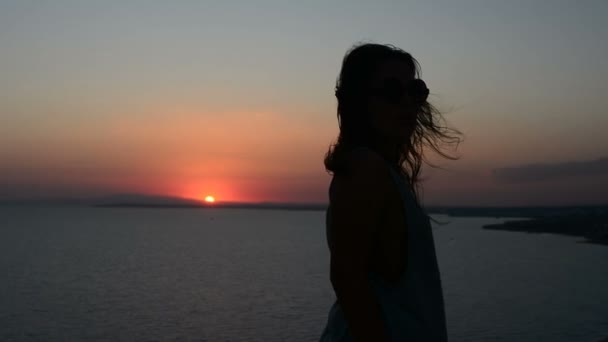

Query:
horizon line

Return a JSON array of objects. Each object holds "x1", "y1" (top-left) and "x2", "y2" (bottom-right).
[{"x1": 1, "y1": 197, "x2": 607, "y2": 209}]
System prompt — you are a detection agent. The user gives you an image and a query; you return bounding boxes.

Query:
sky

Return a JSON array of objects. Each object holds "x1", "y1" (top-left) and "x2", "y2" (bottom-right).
[{"x1": 1, "y1": 0, "x2": 607, "y2": 206}]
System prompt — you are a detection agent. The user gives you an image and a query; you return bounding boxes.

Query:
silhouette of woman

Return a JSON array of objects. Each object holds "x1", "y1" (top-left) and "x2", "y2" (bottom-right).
[{"x1": 319, "y1": 43, "x2": 462, "y2": 341}]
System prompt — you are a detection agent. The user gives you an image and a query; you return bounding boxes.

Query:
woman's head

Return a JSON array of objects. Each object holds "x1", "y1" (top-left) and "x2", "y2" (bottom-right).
[
  {"x1": 334, "y1": 43, "x2": 425, "y2": 147},
  {"x1": 325, "y1": 43, "x2": 463, "y2": 207}
]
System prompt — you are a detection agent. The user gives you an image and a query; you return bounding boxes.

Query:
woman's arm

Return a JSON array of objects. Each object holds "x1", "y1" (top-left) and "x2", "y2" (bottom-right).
[{"x1": 328, "y1": 148, "x2": 391, "y2": 342}]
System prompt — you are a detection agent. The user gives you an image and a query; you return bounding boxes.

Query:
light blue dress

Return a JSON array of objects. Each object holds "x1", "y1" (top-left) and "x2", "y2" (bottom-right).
[{"x1": 319, "y1": 151, "x2": 448, "y2": 341}]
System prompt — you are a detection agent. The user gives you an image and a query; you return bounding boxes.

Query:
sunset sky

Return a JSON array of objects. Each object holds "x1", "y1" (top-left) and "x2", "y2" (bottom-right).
[{"x1": 1, "y1": 1, "x2": 607, "y2": 206}]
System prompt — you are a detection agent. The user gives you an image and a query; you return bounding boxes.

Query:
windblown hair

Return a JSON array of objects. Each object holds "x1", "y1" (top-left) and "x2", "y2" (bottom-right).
[{"x1": 324, "y1": 42, "x2": 464, "y2": 212}]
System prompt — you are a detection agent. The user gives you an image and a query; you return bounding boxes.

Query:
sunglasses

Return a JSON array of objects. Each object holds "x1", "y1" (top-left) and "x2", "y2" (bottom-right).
[{"x1": 369, "y1": 78, "x2": 429, "y2": 105}]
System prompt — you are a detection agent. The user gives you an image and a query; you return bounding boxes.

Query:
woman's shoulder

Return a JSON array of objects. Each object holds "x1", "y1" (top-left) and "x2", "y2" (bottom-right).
[
  {"x1": 343, "y1": 145, "x2": 387, "y2": 171},
  {"x1": 330, "y1": 146, "x2": 393, "y2": 201}
]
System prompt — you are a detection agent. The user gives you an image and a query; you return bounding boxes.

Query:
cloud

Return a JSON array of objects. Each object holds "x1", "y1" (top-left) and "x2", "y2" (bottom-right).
[{"x1": 492, "y1": 157, "x2": 608, "y2": 183}]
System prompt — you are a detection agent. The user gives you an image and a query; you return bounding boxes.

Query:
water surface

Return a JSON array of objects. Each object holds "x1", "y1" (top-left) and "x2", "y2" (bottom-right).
[{"x1": 1, "y1": 207, "x2": 606, "y2": 341}]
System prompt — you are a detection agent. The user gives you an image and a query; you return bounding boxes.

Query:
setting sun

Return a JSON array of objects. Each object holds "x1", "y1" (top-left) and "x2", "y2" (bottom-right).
[{"x1": 204, "y1": 195, "x2": 215, "y2": 203}]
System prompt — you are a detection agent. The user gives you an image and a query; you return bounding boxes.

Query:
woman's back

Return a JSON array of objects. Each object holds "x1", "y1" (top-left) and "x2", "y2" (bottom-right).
[{"x1": 320, "y1": 146, "x2": 448, "y2": 341}]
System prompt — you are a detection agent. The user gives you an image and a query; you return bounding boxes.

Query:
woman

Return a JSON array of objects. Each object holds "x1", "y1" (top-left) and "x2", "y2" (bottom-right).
[{"x1": 319, "y1": 43, "x2": 463, "y2": 341}]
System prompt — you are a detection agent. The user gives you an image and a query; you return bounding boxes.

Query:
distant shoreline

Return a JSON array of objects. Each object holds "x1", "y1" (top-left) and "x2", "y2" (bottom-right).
[{"x1": 481, "y1": 208, "x2": 608, "y2": 246}]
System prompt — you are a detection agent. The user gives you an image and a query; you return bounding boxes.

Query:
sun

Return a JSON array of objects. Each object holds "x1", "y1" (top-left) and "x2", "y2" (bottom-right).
[{"x1": 204, "y1": 195, "x2": 215, "y2": 203}]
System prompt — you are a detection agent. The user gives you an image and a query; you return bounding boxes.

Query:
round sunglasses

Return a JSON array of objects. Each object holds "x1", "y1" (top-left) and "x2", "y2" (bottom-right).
[{"x1": 369, "y1": 78, "x2": 429, "y2": 105}]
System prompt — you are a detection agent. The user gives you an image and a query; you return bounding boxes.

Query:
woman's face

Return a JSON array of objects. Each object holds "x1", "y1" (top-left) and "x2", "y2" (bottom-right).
[{"x1": 367, "y1": 59, "x2": 422, "y2": 145}]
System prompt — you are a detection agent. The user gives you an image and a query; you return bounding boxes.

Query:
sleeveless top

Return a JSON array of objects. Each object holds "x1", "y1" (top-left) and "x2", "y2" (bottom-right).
[{"x1": 319, "y1": 147, "x2": 448, "y2": 341}]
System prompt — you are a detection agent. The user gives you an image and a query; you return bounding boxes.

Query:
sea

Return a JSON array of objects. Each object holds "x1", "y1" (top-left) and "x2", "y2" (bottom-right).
[{"x1": 1, "y1": 206, "x2": 607, "y2": 341}]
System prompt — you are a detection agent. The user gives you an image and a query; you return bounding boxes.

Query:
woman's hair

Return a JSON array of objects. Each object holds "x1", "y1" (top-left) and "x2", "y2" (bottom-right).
[{"x1": 324, "y1": 42, "x2": 464, "y2": 212}]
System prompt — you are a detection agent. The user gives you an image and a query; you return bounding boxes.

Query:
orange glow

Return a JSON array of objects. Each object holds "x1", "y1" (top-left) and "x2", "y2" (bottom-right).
[
  {"x1": 3, "y1": 107, "x2": 332, "y2": 204},
  {"x1": 204, "y1": 195, "x2": 215, "y2": 203}
]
